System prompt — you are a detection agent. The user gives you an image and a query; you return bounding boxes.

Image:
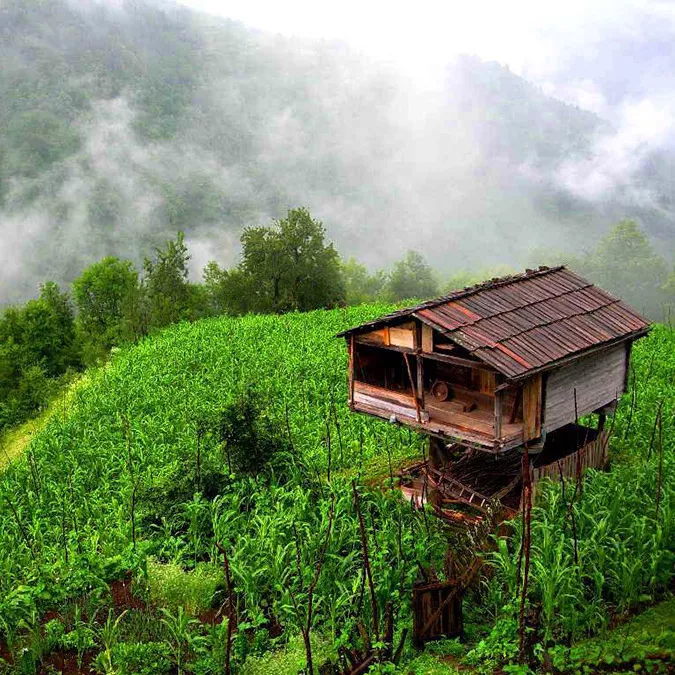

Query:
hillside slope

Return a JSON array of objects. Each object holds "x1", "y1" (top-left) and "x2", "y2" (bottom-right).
[
  {"x1": 0, "y1": 306, "x2": 672, "y2": 672},
  {"x1": 3, "y1": 0, "x2": 674, "y2": 303}
]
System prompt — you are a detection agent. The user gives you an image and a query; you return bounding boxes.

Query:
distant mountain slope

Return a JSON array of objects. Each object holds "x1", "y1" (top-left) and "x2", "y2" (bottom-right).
[{"x1": 0, "y1": 0, "x2": 673, "y2": 303}]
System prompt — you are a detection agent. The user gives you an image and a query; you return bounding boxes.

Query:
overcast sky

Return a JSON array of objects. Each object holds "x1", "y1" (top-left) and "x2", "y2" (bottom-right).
[{"x1": 177, "y1": 0, "x2": 675, "y2": 112}]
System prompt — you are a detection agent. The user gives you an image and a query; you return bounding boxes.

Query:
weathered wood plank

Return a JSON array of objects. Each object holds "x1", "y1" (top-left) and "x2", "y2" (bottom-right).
[
  {"x1": 494, "y1": 382, "x2": 502, "y2": 440},
  {"x1": 479, "y1": 370, "x2": 496, "y2": 394},
  {"x1": 390, "y1": 325, "x2": 415, "y2": 349},
  {"x1": 421, "y1": 351, "x2": 496, "y2": 371},
  {"x1": 354, "y1": 380, "x2": 414, "y2": 407},
  {"x1": 523, "y1": 374, "x2": 542, "y2": 440},
  {"x1": 355, "y1": 329, "x2": 387, "y2": 346},
  {"x1": 422, "y1": 323, "x2": 434, "y2": 352},
  {"x1": 532, "y1": 432, "x2": 607, "y2": 484},
  {"x1": 543, "y1": 345, "x2": 625, "y2": 432},
  {"x1": 354, "y1": 391, "x2": 419, "y2": 420}
]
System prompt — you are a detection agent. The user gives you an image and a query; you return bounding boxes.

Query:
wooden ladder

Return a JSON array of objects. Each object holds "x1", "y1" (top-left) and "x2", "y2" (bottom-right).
[{"x1": 428, "y1": 468, "x2": 491, "y2": 512}]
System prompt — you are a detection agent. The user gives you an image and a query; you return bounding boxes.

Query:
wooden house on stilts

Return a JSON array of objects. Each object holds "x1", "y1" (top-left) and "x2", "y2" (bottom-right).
[{"x1": 339, "y1": 266, "x2": 650, "y2": 521}]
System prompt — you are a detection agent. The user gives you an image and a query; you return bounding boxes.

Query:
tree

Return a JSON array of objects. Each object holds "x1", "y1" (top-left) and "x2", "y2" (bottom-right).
[
  {"x1": 144, "y1": 232, "x2": 191, "y2": 329},
  {"x1": 0, "y1": 282, "x2": 79, "y2": 430},
  {"x1": 342, "y1": 258, "x2": 387, "y2": 305},
  {"x1": 239, "y1": 208, "x2": 345, "y2": 313},
  {"x1": 218, "y1": 387, "x2": 288, "y2": 476},
  {"x1": 590, "y1": 220, "x2": 668, "y2": 320},
  {"x1": 72, "y1": 257, "x2": 140, "y2": 359},
  {"x1": 18, "y1": 282, "x2": 79, "y2": 376},
  {"x1": 203, "y1": 262, "x2": 254, "y2": 316},
  {"x1": 386, "y1": 251, "x2": 438, "y2": 302}
]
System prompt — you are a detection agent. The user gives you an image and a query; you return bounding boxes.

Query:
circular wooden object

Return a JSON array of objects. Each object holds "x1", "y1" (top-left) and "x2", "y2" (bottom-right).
[{"x1": 431, "y1": 380, "x2": 452, "y2": 401}]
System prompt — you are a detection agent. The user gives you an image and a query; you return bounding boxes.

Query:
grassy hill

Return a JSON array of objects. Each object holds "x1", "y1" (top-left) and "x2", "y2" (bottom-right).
[{"x1": 0, "y1": 305, "x2": 672, "y2": 672}]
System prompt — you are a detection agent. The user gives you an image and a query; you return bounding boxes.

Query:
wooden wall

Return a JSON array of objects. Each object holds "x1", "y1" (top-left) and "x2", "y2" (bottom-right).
[
  {"x1": 523, "y1": 375, "x2": 542, "y2": 440},
  {"x1": 543, "y1": 344, "x2": 627, "y2": 433},
  {"x1": 356, "y1": 321, "x2": 416, "y2": 349}
]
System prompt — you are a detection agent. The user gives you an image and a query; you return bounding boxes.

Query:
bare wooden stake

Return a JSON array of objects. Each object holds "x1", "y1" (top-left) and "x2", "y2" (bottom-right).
[
  {"x1": 623, "y1": 367, "x2": 637, "y2": 440},
  {"x1": 352, "y1": 480, "x2": 379, "y2": 641},
  {"x1": 648, "y1": 399, "x2": 664, "y2": 460},
  {"x1": 215, "y1": 541, "x2": 235, "y2": 675},
  {"x1": 61, "y1": 494, "x2": 69, "y2": 564},
  {"x1": 288, "y1": 495, "x2": 335, "y2": 675},
  {"x1": 325, "y1": 418, "x2": 332, "y2": 483},
  {"x1": 5, "y1": 495, "x2": 35, "y2": 561},
  {"x1": 329, "y1": 389, "x2": 344, "y2": 463},
  {"x1": 518, "y1": 445, "x2": 532, "y2": 663},
  {"x1": 285, "y1": 401, "x2": 296, "y2": 455},
  {"x1": 655, "y1": 405, "x2": 664, "y2": 520}
]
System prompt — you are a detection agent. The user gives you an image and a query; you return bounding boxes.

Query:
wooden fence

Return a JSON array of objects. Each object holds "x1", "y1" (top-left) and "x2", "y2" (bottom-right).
[
  {"x1": 412, "y1": 580, "x2": 463, "y2": 646},
  {"x1": 531, "y1": 431, "x2": 608, "y2": 485}
]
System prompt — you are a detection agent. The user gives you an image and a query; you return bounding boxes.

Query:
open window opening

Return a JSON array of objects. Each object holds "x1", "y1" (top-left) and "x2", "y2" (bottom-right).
[{"x1": 354, "y1": 343, "x2": 414, "y2": 395}]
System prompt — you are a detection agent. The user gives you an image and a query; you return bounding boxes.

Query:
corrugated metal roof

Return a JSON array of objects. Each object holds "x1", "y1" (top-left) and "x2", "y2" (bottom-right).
[{"x1": 338, "y1": 266, "x2": 650, "y2": 379}]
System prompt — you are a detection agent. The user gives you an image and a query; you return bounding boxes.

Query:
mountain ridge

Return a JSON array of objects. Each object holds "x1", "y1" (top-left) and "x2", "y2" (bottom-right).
[{"x1": 1, "y1": 0, "x2": 673, "y2": 303}]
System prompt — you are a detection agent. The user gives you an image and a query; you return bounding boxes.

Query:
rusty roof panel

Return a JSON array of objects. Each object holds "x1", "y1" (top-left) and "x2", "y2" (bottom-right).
[
  {"x1": 338, "y1": 266, "x2": 650, "y2": 378},
  {"x1": 416, "y1": 307, "x2": 462, "y2": 331}
]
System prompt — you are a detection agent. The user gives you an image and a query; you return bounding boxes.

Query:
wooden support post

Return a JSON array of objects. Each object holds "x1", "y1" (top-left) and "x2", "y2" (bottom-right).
[
  {"x1": 349, "y1": 335, "x2": 355, "y2": 406},
  {"x1": 509, "y1": 385, "x2": 523, "y2": 424},
  {"x1": 597, "y1": 411, "x2": 606, "y2": 433},
  {"x1": 416, "y1": 323, "x2": 425, "y2": 411},
  {"x1": 403, "y1": 352, "x2": 422, "y2": 423},
  {"x1": 417, "y1": 358, "x2": 424, "y2": 410},
  {"x1": 623, "y1": 340, "x2": 632, "y2": 394},
  {"x1": 494, "y1": 377, "x2": 503, "y2": 441}
]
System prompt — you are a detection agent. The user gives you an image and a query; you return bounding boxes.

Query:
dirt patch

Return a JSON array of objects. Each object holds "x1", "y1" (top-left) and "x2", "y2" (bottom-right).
[
  {"x1": 0, "y1": 572, "x2": 146, "y2": 672},
  {"x1": 38, "y1": 648, "x2": 97, "y2": 675},
  {"x1": 109, "y1": 573, "x2": 146, "y2": 612},
  {"x1": 0, "y1": 639, "x2": 13, "y2": 667},
  {"x1": 198, "y1": 606, "x2": 227, "y2": 625}
]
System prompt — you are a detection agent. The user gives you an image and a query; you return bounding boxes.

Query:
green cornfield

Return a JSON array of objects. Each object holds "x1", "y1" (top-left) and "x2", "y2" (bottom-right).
[{"x1": 0, "y1": 305, "x2": 673, "y2": 673}]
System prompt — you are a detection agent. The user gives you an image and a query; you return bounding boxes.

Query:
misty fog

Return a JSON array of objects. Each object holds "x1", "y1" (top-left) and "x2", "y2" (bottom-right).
[{"x1": 1, "y1": 0, "x2": 674, "y2": 304}]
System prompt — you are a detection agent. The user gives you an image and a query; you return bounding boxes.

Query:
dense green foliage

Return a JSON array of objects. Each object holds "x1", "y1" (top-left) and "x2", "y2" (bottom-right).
[
  {"x1": 143, "y1": 231, "x2": 192, "y2": 329},
  {"x1": 386, "y1": 251, "x2": 439, "y2": 302},
  {"x1": 3, "y1": 215, "x2": 675, "y2": 442},
  {"x1": 207, "y1": 208, "x2": 346, "y2": 315},
  {"x1": 0, "y1": 301, "x2": 673, "y2": 672},
  {"x1": 72, "y1": 256, "x2": 141, "y2": 361},
  {"x1": 0, "y1": 303, "x2": 446, "y2": 672},
  {"x1": 541, "y1": 220, "x2": 673, "y2": 321},
  {"x1": 0, "y1": 283, "x2": 79, "y2": 429}
]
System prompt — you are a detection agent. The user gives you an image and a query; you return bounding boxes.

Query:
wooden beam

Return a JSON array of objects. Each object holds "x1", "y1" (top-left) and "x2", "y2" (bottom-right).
[
  {"x1": 495, "y1": 380, "x2": 514, "y2": 393},
  {"x1": 350, "y1": 401, "x2": 503, "y2": 452},
  {"x1": 420, "y1": 351, "x2": 496, "y2": 372},
  {"x1": 354, "y1": 380, "x2": 416, "y2": 407},
  {"x1": 354, "y1": 338, "x2": 415, "y2": 353}
]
